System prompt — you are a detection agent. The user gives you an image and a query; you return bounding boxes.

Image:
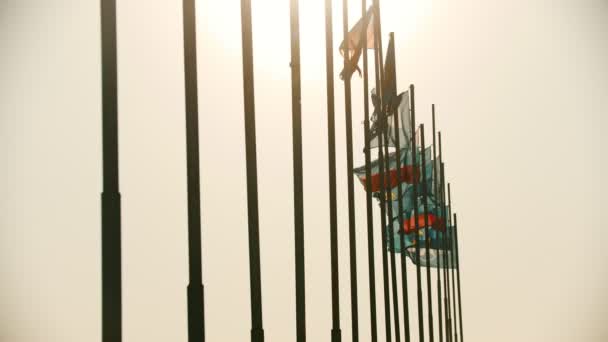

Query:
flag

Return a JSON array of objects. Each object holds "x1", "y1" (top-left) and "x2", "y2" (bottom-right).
[
  {"x1": 386, "y1": 221, "x2": 449, "y2": 252},
  {"x1": 339, "y1": 6, "x2": 375, "y2": 80},
  {"x1": 382, "y1": 33, "x2": 397, "y2": 110},
  {"x1": 406, "y1": 248, "x2": 455, "y2": 269},
  {"x1": 353, "y1": 148, "x2": 420, "y2": 193},
  {"x1": 405, "y1": 228, "x2": 455, "y2": 269},
  {"x1": 369, "y1": 90, "x2": 411, "y2": 149}
]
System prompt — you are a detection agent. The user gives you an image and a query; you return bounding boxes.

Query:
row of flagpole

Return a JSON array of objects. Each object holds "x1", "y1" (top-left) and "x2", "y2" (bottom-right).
[{"x1": 98, "y1": 0, "x2": 464, "y2": 341}]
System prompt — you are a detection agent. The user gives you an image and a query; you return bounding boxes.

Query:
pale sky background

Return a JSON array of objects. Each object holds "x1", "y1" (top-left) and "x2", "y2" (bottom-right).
[{"x1": 1, "y1": 0, "x2": 607, "y2": 341}]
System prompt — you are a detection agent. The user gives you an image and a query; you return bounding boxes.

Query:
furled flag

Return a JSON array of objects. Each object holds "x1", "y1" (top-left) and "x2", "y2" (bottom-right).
[{"x1": 339, "y1": 6, "x2": 375, "y2": 80}]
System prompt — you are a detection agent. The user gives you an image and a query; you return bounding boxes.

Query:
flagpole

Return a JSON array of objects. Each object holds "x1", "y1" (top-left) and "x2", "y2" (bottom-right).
[
  {"x1": 447, "y1": 184, "x2": 458, "y2": 342},
  {"x1": 382, "y1": 101, "x2": 402, "y2": 342},
  {"x1": 387, "y1": 36, "x2": 412, "y2": 342},
  {"x1": 432, "y1": 107, "x2": 444, "y2": 342},
  {"x1": 341, "y1": 0, "x2": 360, "y2": 340},
  {"x1": 453, "y1": 213, "x2": 464, "y2": 342},
  {"x1": 438, "y1": 157, "x2": 451, "y2": 342},
  {"x1": 376, "y1": 115, "x2": 392, "y2": 342},
  {"x1": 100, "y1": 0, "x2": 122, "y2": 340},
  {"x1": 419, "y1": 125, "x2": 435, "y2": 342},
  {"x1": 382, "y1": 33, "x2": 401, "y2": 342},
  {"x1": 182, "y1": 1, "x2": 206, "y2": 340},
  {"x1": 442, "y1": 166, "x2": 453, "y2": 342},
  {"x1": 239, "y1": 0, "x2": 264, "y2": 340},
  {"x1": 410, "y1": 87, "x2": 425, "y2": 342},
  {"x1": 324, "y1": 0, "x2": 341, "y2": 340},
  {"x1": 371, "y1": 2, "x2": 392, "y2": 340},
  {"x1": 361, "y1": 0, "x2": 378, "y2": 340},
  {"x1": 289, "y1": 0, "x2": 307, "y2": 340}
]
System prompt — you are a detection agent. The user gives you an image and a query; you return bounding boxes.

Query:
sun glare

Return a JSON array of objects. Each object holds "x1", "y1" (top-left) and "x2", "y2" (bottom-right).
[{"x1": 199, "y1": 0, "x2": 428, "y2": 78}]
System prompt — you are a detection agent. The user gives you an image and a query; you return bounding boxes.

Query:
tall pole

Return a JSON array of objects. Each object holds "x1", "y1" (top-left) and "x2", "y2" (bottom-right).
[
  {"x1": 419, "y1": 125, "x2": 435, "y2": 342},
  {"x1": 361, "y1": 0, "x2": 378, "y2": 341},
  {"x1": 432, "y1": 107, "x2": 444, "y2": 342},
  {"x1": 100, "y1": 1, "x2": 122, "y2": 341},
  {"x1": 324, "y1": 0, "x2": 341, "y2": 340},
  {"x1": 410, "y1": 86, "x2": 425, "y2": 342},
  {"x1": 341, "y1": 0, "x2": 359, "y2": 340},
  {"x1": 453, "y1": 213, "x2": 464, "y2": 342},
  {"x1": 438, "y1": 157, "x2": 451, "y2": 342},
  {"x1": 389, "y1": 49, "x2": 411, "y2": 342},
  {"x1": 289, "y1": 0, "x2": 306, "y2": 340},
  {"x1": 182, "y1": 1, "x2": 206, "y2": 340},
  {"x1": 382, "y1": 33, "x2": 401, "y2": 342},
  {"x1": 447, "y1": 185, "x2": 458, "y2": 342},
  {"x1": 376, "y1": 117, "x2": 392, "y2": 342},
  {"x1": 239, "y1": 0, "x2": 264, "y2": 340},
  {"x1": 371, "y1": 2, "x2": 392, "y2": 341}
]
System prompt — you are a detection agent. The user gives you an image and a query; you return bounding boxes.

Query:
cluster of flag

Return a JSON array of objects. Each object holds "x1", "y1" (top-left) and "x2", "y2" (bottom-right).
[{"x1": 343, "y1": 4, "x2": 463, "y2": 342}]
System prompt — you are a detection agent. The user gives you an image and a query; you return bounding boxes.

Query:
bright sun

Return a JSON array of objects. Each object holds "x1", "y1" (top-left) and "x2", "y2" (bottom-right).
[{"x1": 198, "y1": 0, "x2": 428, "y2": 77}]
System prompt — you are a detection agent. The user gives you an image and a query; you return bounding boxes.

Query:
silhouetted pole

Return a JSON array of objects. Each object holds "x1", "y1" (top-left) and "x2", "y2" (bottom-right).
[
  {"x1": 100, "y1": 1, "x2": 122, "y2": 341},
  {"x1": 289, "y1": 0, "x2": 307, "y2": 340},
  {"x1": 371, "y1": 2, "x2": 392, "y2": 340},
  {"x1": 438, "y1": 157, "x2": 451, "y2": 342},
  {"x1": 447, "y1": 185, "x2": 457, "y2": 342},
  {"x1": 432, "y1": 107, "x2": 444, "y2": 342},
  {"x1": 453, "y1": 213, "x2": 464, "y2": 342},
  {"x1": 382, "y1": 33, "x2": 401, "y2": 342},
  {"x1": 182, "y1": 1, "x2": 206, "y2": 340},
  {"x1": 341, "y1": 0, "x2": 359, "y2": 340},
  {"x1": 419, "y1": 125, "x2": 435, "y2": 342},
  {"x1": 361, "y1": 0, "x2": 378, "y2": 341},
  {"x1": 376, "y1": 112, "x2": 393, "y2": 342},
  {"x1": 239, "y1": 0, "x2": 264, "y2": 340},
  {"x1": 324, "y1": 0, "x2": 341, "y2": 340},
  {"x1": 389, "y1": 54, "x2": 411, "y2": 342},
  {"x1": 410, "y1": 86, "x2": 425, "y2": 342}
]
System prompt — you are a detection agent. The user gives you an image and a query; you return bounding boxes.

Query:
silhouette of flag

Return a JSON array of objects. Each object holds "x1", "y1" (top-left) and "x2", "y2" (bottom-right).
[
  {"x1": 369, "y1": 90, "x2": 411, "y2": 149},
  {"x1": 339, "y1": 6, "x2": 375, "y2": 80}
]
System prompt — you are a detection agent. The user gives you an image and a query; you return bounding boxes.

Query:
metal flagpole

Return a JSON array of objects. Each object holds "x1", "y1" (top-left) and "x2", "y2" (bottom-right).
[
  {"x1": 371, "y1": 2, "x2": 392, "y2": 340},
  {"x1": 376, "y1": 113, "x2": 392, "y2": 342},
  {"x1": 341, "y1": 0, "x2": 360, "y2": 340},
  {"x1": 100, "y1": 1, "x2": 122, "y2": 341},
  {"x1": 438, "y1": 157, "x2": 451, "y2": 342},
  {"x1": 443, "y1": 167, "x2": 454, "y2": 342},
  {"x1": 453, "y1": 213, "x2": 464, "y2": 342},
  {"x1": 182, "y1": 1, "x2": 206, "y2": 340},
  {"x1": 382, "y1": 96, "x2": 402, "y2": 342},
  {"x1": 447, "y1": 185, "x2": 458, "y2": 342},
  {"x1": 239, "y1": 0, "x2": 264, "y2": 340},
  {"x1": 382, "y1": 33, "x2": 401, "y2": 342},
  {"x1": 324, "y1": 0, "x2": 342, "y2": 340},
  {"x1": 289, "y1": 0, "x2": 307, "y2": 340},
  {"x1": 410, "y1": 87, "x2": 425, "y2": 342},
  {"x1": 419, "y1": 125, "x2": 435, "y2": 342},
  {"x1": 387, "y1": 42, "x2": 411, "y2": 342},
  {"x1": 361, "y1": 0, "x2": 378, "y2": 340},
  {"x1": 432, "y1": 107, "x2": 444, "y2": 342}
]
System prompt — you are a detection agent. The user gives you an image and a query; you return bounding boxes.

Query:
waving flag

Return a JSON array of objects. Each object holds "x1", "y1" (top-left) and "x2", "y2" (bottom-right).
[
  {"x1": 339, "y1": 6, "x2": 375, "y2": 80},
  {"x1": 405, "y1": 228, "x2": 455, "y2": 269},
  {"x1": 353, "y1": 148, "x2": 420, "y2": 192},
  {"x1": 369, "y1": 90, "x2": 411, "y2": 149}
]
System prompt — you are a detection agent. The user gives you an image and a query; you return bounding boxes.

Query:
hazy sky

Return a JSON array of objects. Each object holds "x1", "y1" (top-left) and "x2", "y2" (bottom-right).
[{"x1": 1, "y1": 0, "x2": 606, "y2": 341}]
